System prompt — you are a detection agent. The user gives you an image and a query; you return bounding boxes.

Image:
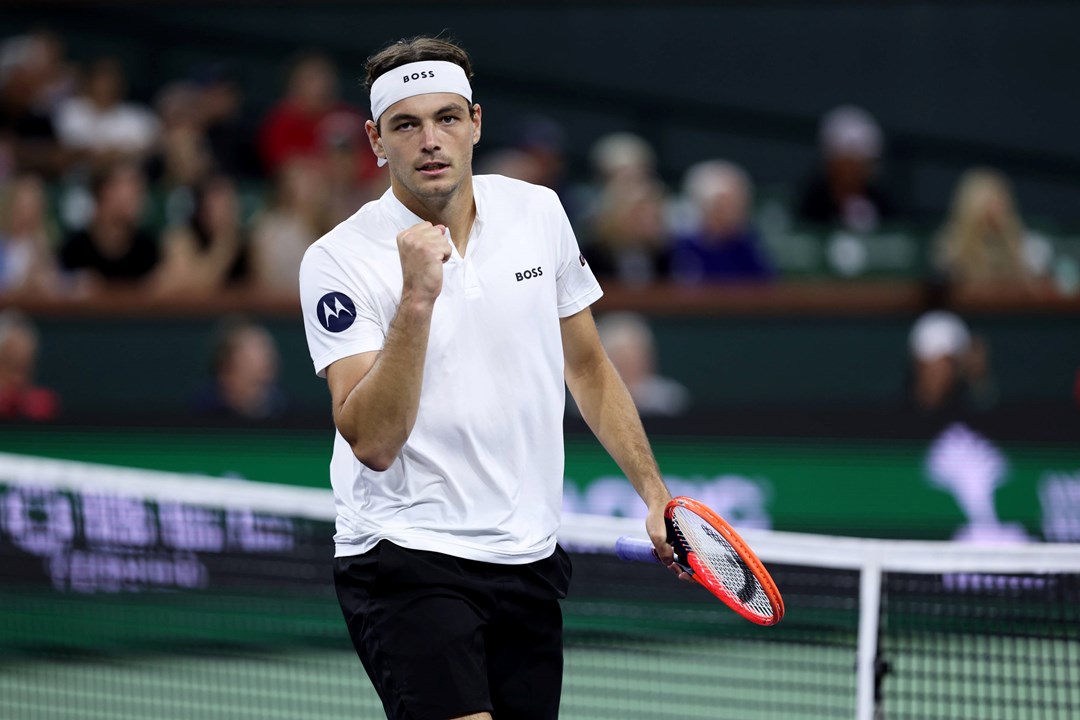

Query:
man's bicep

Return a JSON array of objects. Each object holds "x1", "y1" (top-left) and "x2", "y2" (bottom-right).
[{"x1": 326, "y1": 351, "x2": 380, "y2": 416}]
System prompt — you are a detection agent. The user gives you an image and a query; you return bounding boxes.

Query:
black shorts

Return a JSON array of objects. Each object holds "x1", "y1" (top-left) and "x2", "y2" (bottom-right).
[{"x1": 333, "y1": 540, "x2": 572, "y2": 720}]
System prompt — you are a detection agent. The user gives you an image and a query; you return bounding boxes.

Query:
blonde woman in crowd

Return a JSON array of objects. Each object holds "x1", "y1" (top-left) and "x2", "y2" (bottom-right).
[
  {"x1": 935, "y1": 168, "x2": 1047, "y2": 291},
  {"x1": 0, "y1": 174, "x2": 62, "y2": 296},
  {"x1": 583, "y1": 177, "x2": 672, "y2": 285},
  {"x1": 250, "y1": 156, "x2": 328, "y2": 295}
]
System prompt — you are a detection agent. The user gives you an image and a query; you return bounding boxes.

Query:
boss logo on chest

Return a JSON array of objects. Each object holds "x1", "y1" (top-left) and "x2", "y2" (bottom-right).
[{"x1": 515, "y1": 267, "x2": 543, "y2": 282}]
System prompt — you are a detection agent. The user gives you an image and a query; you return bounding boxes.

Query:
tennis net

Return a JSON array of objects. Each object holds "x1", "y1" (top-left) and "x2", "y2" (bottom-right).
[{"x1": 1, "y1": 452, "x2": 1078, "y2": 720}]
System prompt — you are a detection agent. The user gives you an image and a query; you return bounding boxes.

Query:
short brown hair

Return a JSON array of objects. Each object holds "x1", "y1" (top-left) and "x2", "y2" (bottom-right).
[{"x1": 364, "y1": 35, "x2": 474, "y2": 93}]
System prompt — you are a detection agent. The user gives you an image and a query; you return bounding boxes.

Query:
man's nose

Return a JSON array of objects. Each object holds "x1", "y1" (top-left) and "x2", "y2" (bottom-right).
[{"x1": 421, "y1": 123, "x2": 440, "y2": 150}]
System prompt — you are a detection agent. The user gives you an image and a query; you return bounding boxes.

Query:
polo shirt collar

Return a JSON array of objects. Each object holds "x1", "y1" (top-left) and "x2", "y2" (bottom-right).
[{"x1": 380, "y1": 179, "x2": 485, "y2": 237}]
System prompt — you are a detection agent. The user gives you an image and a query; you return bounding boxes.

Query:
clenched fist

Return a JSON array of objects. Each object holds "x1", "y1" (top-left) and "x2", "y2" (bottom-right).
[{"x1": 397, "y1": 222, "x2": 452, "y2": 304}]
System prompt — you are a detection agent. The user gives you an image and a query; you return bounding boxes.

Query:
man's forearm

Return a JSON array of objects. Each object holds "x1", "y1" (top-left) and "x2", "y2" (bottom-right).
[
  {"x1": 570, "y1": 360, "x2": 671, "y2": 510},
  {"x1": 336, "y1": 295, "x2": 434, "y2": 470}
]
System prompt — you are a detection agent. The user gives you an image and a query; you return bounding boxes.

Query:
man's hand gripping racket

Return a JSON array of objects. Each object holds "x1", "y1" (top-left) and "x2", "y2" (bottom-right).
[{"x1": 618, "y1": 496, "x2": 785, "y2": 626}]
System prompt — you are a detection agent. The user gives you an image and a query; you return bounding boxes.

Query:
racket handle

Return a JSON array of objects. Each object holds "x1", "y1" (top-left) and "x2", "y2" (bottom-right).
[{"x1": 615, "y1": 536, "x2": 659, "y2": 564}]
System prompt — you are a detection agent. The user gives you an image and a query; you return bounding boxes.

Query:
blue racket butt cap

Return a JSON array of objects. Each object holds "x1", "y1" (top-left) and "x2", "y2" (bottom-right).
[{"x1": 615, "y1": 536, "x2": 659, "y2": 564}]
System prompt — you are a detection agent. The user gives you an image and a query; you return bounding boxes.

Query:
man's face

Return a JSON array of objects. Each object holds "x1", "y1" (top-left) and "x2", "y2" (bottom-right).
[{"x1": 367, "y1": 92, "x2": 481, "y2": 204}]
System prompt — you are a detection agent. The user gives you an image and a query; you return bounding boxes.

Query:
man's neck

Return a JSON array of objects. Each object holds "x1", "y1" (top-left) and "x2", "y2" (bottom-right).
[{"x1": 393, "y1": 179, "x2": 477, "y2": 256}]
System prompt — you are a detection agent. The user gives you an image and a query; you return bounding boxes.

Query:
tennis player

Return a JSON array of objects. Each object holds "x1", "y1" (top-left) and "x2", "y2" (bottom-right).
[{"x1": 300, "y1": 35, "x2": 680, "y2": 720}]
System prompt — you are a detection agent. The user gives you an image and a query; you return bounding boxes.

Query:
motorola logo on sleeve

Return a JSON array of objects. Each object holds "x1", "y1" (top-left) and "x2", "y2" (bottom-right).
[{"x1": 317, "y1": 292, "x2": 357, "y2": 333}]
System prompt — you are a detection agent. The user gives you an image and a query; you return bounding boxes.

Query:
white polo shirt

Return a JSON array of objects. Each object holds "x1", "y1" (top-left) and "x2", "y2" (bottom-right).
[{"x1": 299, "y1": 175, "x2": 602, "y2": 564}]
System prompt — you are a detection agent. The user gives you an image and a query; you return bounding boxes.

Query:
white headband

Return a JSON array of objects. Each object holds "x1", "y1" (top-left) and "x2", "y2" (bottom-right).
[{"x1": 370, "y1": 60, "x2": 473, "y2": 167}]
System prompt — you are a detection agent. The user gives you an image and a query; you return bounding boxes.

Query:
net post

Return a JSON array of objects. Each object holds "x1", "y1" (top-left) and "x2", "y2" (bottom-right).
[{"x1": 855, "y1": 556, "x2": 882, "y2": 720}]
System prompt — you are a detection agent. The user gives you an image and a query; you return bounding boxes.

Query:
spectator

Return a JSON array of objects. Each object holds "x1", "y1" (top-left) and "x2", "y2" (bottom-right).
[
  {"x1": 590, "y1": 132, "x2": 657, "y2": 186},
  {"x1": 514, "y1": 115, "x2": 568, "y2": 192},
  {"x1": 596, "y1": 312, "x2": 689, "y2": 416},
  {"x1": 584, "y1": 177, "x2": 672, "y2": 285},
  {"x1": 54, "y1": 57, "x2": 160, "y2": 169},
  {"x1": 0, "y1": 33, "x2": 66, "y2": 178},
  {"x1": 0, "y1": 174, "x2": 62, "y2": 296},
  {"x1": 671, "y1": 160, "x2": 774, "y2": 283},
  {"x1": 22, "y1": 29, "x2": 76, "y2": 116},
  {"x1": 250, "y1": 156, "x2": 327, "y2": 295},
  {"x1": 257, "y1": 52, "x2": 367, "y2": 175},
  {"x1": 476, "y1": 148, "x2": 544, "y2": 184},
  {"x1": 59, "y1": 160, "x2": 159, "y2": 292},
  {"x1": 146, "y1": 80, "x2": 214, "y2": 227},
  {"x1": 193, "y1": 62, "x2": 258, "y2": 178},
  {"x1": 153, "y1": 174, "x2": 250, "y2": 297},
  {"x1": 908, "y1": 280, "x2": 996, "y2": 413},
  {"x1": 319, "y1": 110, "x2": 382, "y2": 225},
  {"x1": 934, "y1": 168, "x2": 1048, "y2": 291},
  {"x1": 195, "y1": 317, "x2": 286, "y2": 421},
  {"x1": 573, "y1": 132, "x2": 661, "y2": 233},
  {"x1": 797, "y1": 105, "x2": 895, "y2": 232},
  {"x1": 0, "y1": 310, "x2": 59, "y2": 421}
]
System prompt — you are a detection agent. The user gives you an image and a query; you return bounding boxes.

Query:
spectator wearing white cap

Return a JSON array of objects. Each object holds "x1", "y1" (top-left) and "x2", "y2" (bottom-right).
[
  {"x1": 908, "y1": 281, "x2": 996, "y2": 412},
  {"x1": 796, "y1": 105, "x2": 896, "y2": 233}
]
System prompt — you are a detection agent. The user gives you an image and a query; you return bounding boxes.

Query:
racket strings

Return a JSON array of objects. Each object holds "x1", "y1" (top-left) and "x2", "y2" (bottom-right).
[{"x1": 671, "y1": 506, "x2": 776, "y2": 620}]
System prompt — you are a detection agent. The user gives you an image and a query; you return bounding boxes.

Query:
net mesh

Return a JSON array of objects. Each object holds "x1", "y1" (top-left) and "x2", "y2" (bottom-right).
[
  {"x1": 879, "y1": 571, "x2": 1080, "y2": 720},
  {"x1": 1, "y1": 454, "x2": 1079, "y2": 720}
]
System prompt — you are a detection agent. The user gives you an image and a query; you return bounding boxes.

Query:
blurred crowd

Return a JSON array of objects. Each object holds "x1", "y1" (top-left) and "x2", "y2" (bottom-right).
[
  {"x1": 0, "y1": 31, "x2": 385, "y2": 302},
  {"x1": 1, "y1": 30, "x2": 1076, "y2": 421},
  {"x1": 1, "y1": 29, "x2": 1066, "y2": 305}
]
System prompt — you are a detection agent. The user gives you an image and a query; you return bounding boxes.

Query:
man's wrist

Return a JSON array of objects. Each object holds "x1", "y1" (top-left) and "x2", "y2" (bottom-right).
[{"x1": 399, "y1": 291, "x2": 437, "y2": 316}]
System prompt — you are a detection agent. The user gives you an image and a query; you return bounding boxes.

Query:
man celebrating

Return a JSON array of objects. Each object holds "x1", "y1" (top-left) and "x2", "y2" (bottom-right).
[{"x1": 300, "y1": 35, "x2": 680, "y2": 720}]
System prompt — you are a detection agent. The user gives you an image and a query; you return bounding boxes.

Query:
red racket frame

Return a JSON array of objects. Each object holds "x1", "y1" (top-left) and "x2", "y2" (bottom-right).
[{"x1": 667, "y1": 496, "x2": 785, "y2": 626}]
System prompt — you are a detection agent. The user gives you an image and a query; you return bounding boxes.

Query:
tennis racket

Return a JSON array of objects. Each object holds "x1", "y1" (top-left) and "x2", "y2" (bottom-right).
[{"x1": 616, "y1": 496, "x2": 784, "y2": 626}]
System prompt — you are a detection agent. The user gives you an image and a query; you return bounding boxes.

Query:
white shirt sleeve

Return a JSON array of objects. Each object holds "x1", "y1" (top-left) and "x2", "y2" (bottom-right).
[
  {"x1": 551, "y1": 192, "x2": 603, "y2": 317},
  {"x1": 299, "y1": 244, "x2": 386, "y2": 377}
]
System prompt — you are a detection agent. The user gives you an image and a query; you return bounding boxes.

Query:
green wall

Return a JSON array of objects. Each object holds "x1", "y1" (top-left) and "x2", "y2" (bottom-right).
[{"x1": 27, "y1": 312, "x2": 1080, "y2": 418}]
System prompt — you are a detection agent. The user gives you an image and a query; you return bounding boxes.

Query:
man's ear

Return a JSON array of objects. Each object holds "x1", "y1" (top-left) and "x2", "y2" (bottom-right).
[
  {"x1": 471, "y1": 104, "x2": 482, "y2": 145},
  {"x1": 365, "y1": 119, "x2": 386, "y2": 163}
]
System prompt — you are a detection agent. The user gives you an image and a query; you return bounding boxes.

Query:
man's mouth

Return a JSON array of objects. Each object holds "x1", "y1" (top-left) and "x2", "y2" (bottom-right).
[{"x1": 417, "y1": 162, "x2": 450, "y2": 176}]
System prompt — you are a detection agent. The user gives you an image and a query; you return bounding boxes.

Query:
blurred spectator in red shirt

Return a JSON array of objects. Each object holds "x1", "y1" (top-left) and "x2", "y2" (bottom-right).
[
  {"x1": 319, "y1": 110, "x2": 383, "y2": 225},
  {"x1": 797, "y1": 106, "x2": 895, "y2": 232},
  {"x1": 54, "y1": 57, "x2": 160, "y2": 170},
  {"x1": 258, "y1": 53, "x2": 368, "y2": 176},
  {"x1": 59, "y1": 160, "x2": 159, "y2": 293},
  {"x1": 0, "y1": 310, "x2": 59, "y2": 421},
  {"x1": 671, "y1": 160, "x2": 774, "y2": 284},
  {"x1": 0, "y1": 174, "x2": 62, "y2": 296}
]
